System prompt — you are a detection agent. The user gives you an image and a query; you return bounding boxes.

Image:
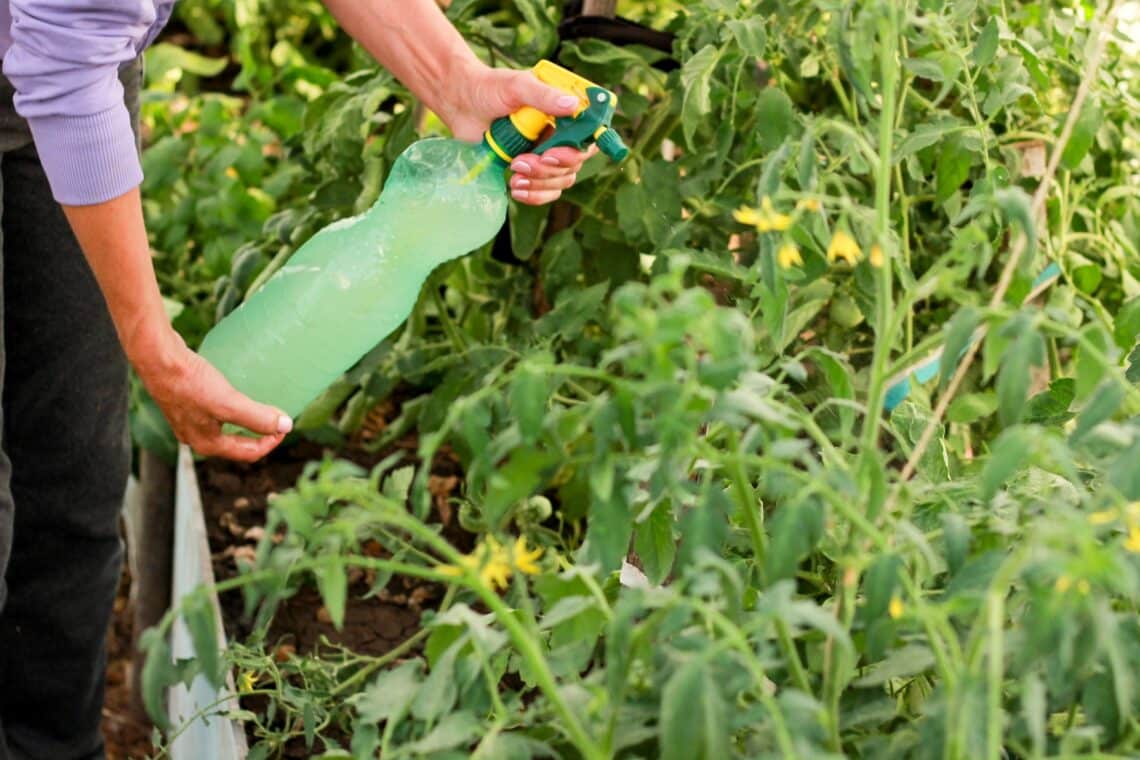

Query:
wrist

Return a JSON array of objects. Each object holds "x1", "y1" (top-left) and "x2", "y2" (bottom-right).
[
  {"x1": 433, "y1": 54, "x2": 489, "y2": 130},
  {"x1": 121, "y1": 311, "x2": 187, "y2": 382}
]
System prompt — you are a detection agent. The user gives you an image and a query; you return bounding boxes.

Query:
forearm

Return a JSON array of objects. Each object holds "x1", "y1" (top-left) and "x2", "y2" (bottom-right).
[
  {"x1": 61, "y1": 188, "x2": 176, "y2": 375},
  {"x1": 321, "y1": 0, "x2": 481, "y2": 116}
]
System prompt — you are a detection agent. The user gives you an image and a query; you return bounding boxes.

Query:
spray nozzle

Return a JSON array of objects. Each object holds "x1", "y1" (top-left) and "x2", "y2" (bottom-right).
[{"x1": 484, "y1": 60, "x2": 629, "y2": 164}]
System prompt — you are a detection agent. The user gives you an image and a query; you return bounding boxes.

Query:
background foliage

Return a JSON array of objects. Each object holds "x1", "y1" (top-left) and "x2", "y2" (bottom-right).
[{"x1": 140, "y1": 1, "x2": 1140, "y2": 758}]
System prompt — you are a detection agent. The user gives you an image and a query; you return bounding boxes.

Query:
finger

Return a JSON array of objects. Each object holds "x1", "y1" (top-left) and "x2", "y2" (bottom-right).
[
  {"x1": 501, "y1": 71, "x2": 580, "y2": 117},
  {"x1": 212, "y1": 382, "x2": 293, "y2": 436},
  {"x1": 196, "y1": 432, "x2": 285, "y2": 463},
  {"x1": 510, "y1": 165, "x2": 572, "y2": 191},
  {"x1": 511, "y1": 187, "x2": 565, "y2": 206},
  {"x1": 520, "y1": 173, "x2": 577, "y2": 194},
  {"x1": 538, "y1": 146, "x2": 594, "y2": 170}
]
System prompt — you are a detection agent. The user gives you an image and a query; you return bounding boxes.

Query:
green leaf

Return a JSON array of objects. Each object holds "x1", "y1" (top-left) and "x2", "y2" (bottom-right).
[
  {"x1": 727, "y1": 16, "x2": 767, "y2": 56},
  {"x1": 764, "y1": 497, "x2": 823, "y2": 581},
  {"x1": 146, "y1": 42, "x2": 228, "y2": 91},
  {"x1": 942, "y1": 513, "x2": 971, "y2": 575},
  {"x1": 183, "y1": 588, "x2": 223, "y2": 688},
  {"x1": 315, "y1": 558, "x2": 347, "y2": 630},
  {"x1": 1024, "y1": 378, "x2": 1075, "y2": 425},
  {"x1": 508, "y1": 202, "x2": 549, "y2": 261},
  {"x1": 634, "y1": 503, "x2": 676, "y2": 585},
  {"x1": 584, "y1": 493, "x2": 633, "y2": 573},
  {"x1": 509, "y1": 363, "x2": 548, "y2": 443},
  {"x1": 1075, "y1": 324, "x2": 1114, "y2": 401},
  {"x1": 1061, "y1": 99, "x2": 1102, "y2": 170},
  {"x1": 408, "y1": 711, "x2": 482, "y2": 755},
  {"x1": 994, "y1": 187, "x2": 1036, "y2": 261},
  {"x1": 678, "y1": 485, "x2": 732, "y2": 573},
  {"x1": 139, "y1": 628, "x2": 178, "y2": 731},
  {"x1": 681, "y1": 45, "x2": 722, "y2": 147},
  {"x1": 660, "y1": 659, "x2": 728, "y2": 760},
  {"x1": 861, "y1": 553, "x2": 903, "y2": 623},
  {"x1": 947, "y1": 392, "x2": 998, "y2": 424},
  {"x1": 411, "y1": 643, "x2": 459, "y2": 722},
  {"x1": 1072, "y1": 381, "x2": 1124, "y2": 441},
  {"x1": 853, "y1": 645, "x2": 936, "y2": 687},
  {"x1": 970, "y1": 17, "x2": 1000, "y2": 69},
  {"x1": 511, "y1": 0, "x2": 559, "y2": 58},
  {"x1": 940, "y1": 307, "x2": 981, "y2": 389},
  {"x1": 1127, "y1": 344, "x2": 1140, "y2": 384},
  {"x1": 303, "y1": 701, "x2": 317, "y2": 750},
  {"x1": 353, "y1": 660, "x2": 422, "y2": 723},
  {"x1": 936, "y1": 137, "x2": 974, "y2": 203},
  {"x1": 754, "y1": 88, "x2": 797, "y2": 153},
  {"x1": 996, "y1": 316, "x2": 1045, "y2": 427},
  {"x1": 982, "y1": 427, "x2": 1033, "y2": 500},
  {"x1": 896, "y1": 118, "x2": 965, "y2": 160},
  {"x1": 1114, "y1": 297, "x2": 1140, "y2": 349}
]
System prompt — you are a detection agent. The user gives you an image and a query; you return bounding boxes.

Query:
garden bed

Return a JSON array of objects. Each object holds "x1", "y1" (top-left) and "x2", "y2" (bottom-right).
[{"x1": 193, "y1": 428, "x2": 470, "y2": 754}]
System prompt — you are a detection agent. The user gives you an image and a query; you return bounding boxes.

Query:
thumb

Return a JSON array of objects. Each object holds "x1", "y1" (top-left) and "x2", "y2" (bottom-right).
[
  {"x1": 504, "y1": 71, "x2": 581, "y2": 117},
  {"x1": 214, "y1": 381, "x2": 293, "y2": 437}
]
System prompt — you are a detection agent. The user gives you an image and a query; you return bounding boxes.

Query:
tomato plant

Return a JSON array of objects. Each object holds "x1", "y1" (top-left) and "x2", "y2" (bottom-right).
[{"x1": 141, "y1": 0, "x2": 1140, "y2": 758}]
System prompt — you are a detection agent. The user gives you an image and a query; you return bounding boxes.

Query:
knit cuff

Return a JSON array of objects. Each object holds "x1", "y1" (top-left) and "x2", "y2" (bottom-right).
[{"x1": 26, "y1": 103, "x2": 143, "y2": 206}]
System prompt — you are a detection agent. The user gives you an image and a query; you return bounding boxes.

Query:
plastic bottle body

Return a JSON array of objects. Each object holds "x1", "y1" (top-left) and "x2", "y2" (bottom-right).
[{"x1": 199, "y1": 138, "x2": 508, "y2": 417}]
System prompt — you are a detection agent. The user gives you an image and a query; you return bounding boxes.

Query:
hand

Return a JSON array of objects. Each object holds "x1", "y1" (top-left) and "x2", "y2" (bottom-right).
[
  {"x1": 134, "y1": 327, "x2": 292, "y2": 462},
  {"x1": 440, "y1": 62, "x2": 596, "y2": 206}
]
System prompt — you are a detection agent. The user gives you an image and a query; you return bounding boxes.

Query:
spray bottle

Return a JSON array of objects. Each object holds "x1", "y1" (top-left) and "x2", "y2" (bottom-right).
[{"x1": 198, "y1": 61, "x2": 628, "y2": 418}]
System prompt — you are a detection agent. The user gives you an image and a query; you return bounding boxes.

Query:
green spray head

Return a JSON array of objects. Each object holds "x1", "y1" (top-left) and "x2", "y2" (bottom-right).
[{"x1": 484, "y1": 61, "x2": 629, "y2": 164}]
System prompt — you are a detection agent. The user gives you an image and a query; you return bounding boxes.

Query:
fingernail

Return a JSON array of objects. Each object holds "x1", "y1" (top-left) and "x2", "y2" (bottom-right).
[
  {"x1": 277, "y1": 415, "x2": 293, "y2": 434},
  {"x1": 513, "y1": 189, "x2": 530, "y2": 200},
  {"x1": 512, "y1": 177, "x2": 531, "y2": 189},
  {"x1": 541, "y1": 156, "x2": 561, "y2": 167},
  {"x1": 557, "y1": 95, "x2": 579, "y2": 109},
  {"x1": 511, "y1": 160, "x2": 532, "y2": 174}
]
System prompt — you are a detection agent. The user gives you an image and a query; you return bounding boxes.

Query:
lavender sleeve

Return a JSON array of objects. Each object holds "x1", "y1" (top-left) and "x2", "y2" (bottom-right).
[{"x1": 2, "y1": 0, "x2": 154, "y2": 205}]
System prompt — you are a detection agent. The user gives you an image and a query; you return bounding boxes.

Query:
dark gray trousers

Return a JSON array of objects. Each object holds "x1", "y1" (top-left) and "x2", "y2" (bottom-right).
[{"x1": 0, "y1": 62, "x2": 139, "y2": 760}]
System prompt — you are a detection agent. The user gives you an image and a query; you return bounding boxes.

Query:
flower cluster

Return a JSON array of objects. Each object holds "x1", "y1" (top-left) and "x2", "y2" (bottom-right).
[
  {"x1": 438, "y1": 536, "x2": 543, "y2": 590},
  {"x1": 733, "y1": 197, "x2": 886, "y2": 271}
]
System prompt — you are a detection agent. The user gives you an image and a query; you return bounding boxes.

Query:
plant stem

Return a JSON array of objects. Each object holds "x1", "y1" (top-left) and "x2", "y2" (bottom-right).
[
  {"x1": 860, "y1": 2, "x2": 900, "y2": 460},
  {"x1": 986, "y1": 590, "x2": 1004, "y2": 760},
  {"x1": 701, "y1": 607, "x2": 800, "y2": 759},
  {"x1": 471, "y1": 582, "x2": 605, "y2": 760},
  {"x1": 728, "y1": 433, "x2": 767, "y2": 580}
]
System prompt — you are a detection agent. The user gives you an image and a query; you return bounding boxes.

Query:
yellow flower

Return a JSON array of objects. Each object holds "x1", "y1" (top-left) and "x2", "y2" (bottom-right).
[
  {"x1": 797, "y1": 198, "x2": 821, "y2": 212},
  {"x1": 1124, "y1": 526, "x2": 1140, "y2": 554},
  {"x1": 1077, "y1": 579, "x2": 1091, "y2": 595},
  {"x1": 1127, "y1": 502, "x2": 1140, "y2": 521},
  {"x1": 1088, "y1": 509, "x2": 1118, "y2": 526},
  {"x1": 777, "y1": 243, "x2": 803, "y2": 269},
  {"x1": 1055, "y1": 575, "x2": 1072, "y2": 593},
  {"x1": 888, "y1": 595, "x2": 904, "y2": 620},
  {"x1": 437, "y1": 536, "x2": 518, "y2": 590},
  {"x1": 238, "y1": 671, "x2": 257, "y2": 693},
  {"x1": 733, "y1": 205, "x2": 762, "y2": 226},
  {"x1": 733, "y1": 197, "x2": 792, "y2": 233},
  {"x1": 827, "y1": 230, "x2": 862, "y2": 265},
  {"x1": 512, "y1": 536, "x2": 543, "y2": 575},
  {"x1": 869, "y1": 244, "x2": 885, "y2": 268}
]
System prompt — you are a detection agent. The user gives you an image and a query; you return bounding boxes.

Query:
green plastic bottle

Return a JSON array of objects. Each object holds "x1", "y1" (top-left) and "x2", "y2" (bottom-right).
[{"x1": 199, "y1": 61, "x2": 627, "y2": 419}]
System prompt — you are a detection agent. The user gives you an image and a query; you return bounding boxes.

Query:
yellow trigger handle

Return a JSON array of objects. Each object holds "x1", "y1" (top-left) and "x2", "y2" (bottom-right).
[{"x1": 510, "y1": 61, "x2": 600, "y2": 141}]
